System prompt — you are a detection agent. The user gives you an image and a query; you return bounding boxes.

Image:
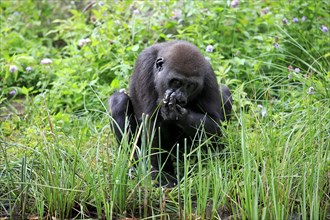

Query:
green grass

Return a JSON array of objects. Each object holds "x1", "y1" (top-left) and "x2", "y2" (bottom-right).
[
  {"x1": 1, "y1": 0, "x2": 329, "y2": 219},
  {"x1": 1, "y1": 85, "x2": 328, "y2": 219}
]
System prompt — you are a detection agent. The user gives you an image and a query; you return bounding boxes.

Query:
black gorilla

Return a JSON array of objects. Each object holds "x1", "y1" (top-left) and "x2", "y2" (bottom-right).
[{"x1": 109, "y1": 40, "x2": 232, "y2": 186}]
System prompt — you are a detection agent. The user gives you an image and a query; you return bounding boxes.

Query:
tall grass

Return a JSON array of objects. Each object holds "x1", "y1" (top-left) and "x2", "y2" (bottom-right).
[{"x1": 1, "y1": 85, "x2": 329, "y2": 219}]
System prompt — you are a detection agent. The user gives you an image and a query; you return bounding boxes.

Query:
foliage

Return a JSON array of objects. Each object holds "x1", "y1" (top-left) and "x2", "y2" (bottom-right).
[{"x1": 0, "y1": 0, "x2": 329, "y2": 219}]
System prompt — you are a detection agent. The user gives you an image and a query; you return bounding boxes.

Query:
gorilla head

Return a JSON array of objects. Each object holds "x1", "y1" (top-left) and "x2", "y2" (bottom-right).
[{"x1": 154, "y1": 42, "x2": 207, "y2": 104}]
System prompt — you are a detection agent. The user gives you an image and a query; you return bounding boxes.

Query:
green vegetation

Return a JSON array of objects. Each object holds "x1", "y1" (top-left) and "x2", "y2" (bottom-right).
[{"x1": 1, "y1": 0, "x2": 329, "y2": 219}]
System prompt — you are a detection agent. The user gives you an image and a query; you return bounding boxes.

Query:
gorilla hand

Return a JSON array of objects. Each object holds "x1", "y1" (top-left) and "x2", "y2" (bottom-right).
[{"x1": 161, "y1": 89, "x2": 188, "y2": 121}]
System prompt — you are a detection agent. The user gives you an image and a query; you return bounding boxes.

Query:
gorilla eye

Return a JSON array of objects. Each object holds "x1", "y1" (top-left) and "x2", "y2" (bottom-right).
[
  {"x1": 187, "y1": 82, "x2": 197, "y2": 91},
  {"x1": 170, "y1": 79, "x2": 182, "y2": 88},
  {"x1": 156, "y1": 57, "x2": 164, "y2": 71}
]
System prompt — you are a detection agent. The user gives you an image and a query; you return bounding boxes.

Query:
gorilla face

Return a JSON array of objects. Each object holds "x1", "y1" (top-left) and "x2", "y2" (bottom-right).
[{"x1": 154, "y1": 55, "x2": 204, "y2": 107}]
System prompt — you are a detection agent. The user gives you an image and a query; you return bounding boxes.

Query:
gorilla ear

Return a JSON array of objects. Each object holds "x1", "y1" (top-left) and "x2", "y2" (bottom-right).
[{"x1": 156, "y1": 57, "x2": 164, "y2": 71}]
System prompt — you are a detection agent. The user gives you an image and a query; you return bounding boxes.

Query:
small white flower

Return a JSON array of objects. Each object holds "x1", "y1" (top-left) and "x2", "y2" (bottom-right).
[
  {"x1": 230, "y1": 0, "x2": 239, "y2": 8},
  {"x1": 26, "y1": 66, "x2": 32, "y2": 72},
  {"x1": 257, "y1": 104, "x2": 267, "y2": 118},
  {"x1": 294, "y1": 68, "x2": 300, "y2": 73},
  {"x1": 307, "y1": 87, "x2": 315, "y2": 95},
  {"x1": 78, "y1": 38, "x2": 91, "y2": 47},
  {"x1": 9, "y1": 65, "x2": 18, "y2": 73},
  {"x1": 206, "y1": 45, "x2": 214, "y2": 53},
  {"x1": 78, "y1": 39, "x2": 85, "y2": 47},
  {"x1": 40, "y1": 58, "x2": 52, "y2": 65}
]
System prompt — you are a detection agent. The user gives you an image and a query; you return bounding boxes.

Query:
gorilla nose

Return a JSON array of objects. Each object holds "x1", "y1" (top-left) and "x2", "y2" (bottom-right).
[{"x1": 174, "y1": 89, "x2": 187, "y2": 106}]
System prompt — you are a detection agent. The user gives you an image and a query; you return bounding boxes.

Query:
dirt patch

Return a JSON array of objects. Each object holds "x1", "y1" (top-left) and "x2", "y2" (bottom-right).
[{"x1": 0, "y1": 98, "x2": 26, "y2": 121}]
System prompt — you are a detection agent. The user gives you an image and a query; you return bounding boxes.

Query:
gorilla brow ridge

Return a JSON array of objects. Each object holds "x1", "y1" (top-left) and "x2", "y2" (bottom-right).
[{"x1": 163, "y1": 43, "x2": 207, "y2": 77}]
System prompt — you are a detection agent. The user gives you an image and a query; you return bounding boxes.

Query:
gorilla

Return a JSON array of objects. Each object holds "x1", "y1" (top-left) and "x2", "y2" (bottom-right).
[{"x1": 109, "y1": 40, "x2": 232, "y2": 186}]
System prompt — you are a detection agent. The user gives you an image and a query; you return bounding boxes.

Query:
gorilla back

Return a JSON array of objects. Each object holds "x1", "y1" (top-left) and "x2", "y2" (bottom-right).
[{"x1": 109, "y1": 40, "x2": 232, "y2": 186}]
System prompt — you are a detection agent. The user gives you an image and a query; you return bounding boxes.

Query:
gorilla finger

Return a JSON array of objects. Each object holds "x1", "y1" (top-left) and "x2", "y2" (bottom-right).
[
  {"x1": 168, "y1": 103, "x2": 175, "y2": 111},
  {"x1": 176, "y1": 104, "x2": 188, "y2": 116},
  {"x1": 163, "y1": 89, "x2": 174, "y2": 104},
  {"x1": 168, "y1": 92, "x2": 177, "y2": 110},
  {"x1": 165, "y1": 89, "x2": 174, "y2": 98},
  {"x1": 169, "y1": 92, "x2": 177, "y2": 103}
]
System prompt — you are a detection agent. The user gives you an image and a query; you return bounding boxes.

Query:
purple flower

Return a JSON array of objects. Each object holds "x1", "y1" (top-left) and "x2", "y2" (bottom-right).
[
  {"x1": 292, "y1": 18, "x2": 299, "y2": 23},
  {"x1": 133, "y1": 9, "x2": 140, "y2": 15},
  {"x1": 262, "y1": 7, "x2": 269, "y2": 15},
  {"x1": 274, "y1": 43, "x2": 280, "y2": 49},
  {"x1": 307, "y1": 87, "x2": 315, "y2": 95},
  {"x1": 98, "y1": 1, "x2": 104, "y2": 6},
  {"x1": 206, "y1": 45, "x2": 214, "y2": 53},
  {"x1": 9, "y1": 89, "x2": 17, "y2": 96},
  {"x1": 321, "y1": 25, "x2": 328, "y2": 32},
  {"x1": 294, "y1": 68, "x2": 300, "y2": 73},
  {"x1": 9, "y1": 65, "x2": 18, "y2": 73},
  {"x1": 302, "y1": 16, "x2": 306, "y2": 21},
  {"x1": 40, "y1": 58, "x2": 52, "y2": 65},
  {"x1": 26, "y1": 66, "x2": 32, "y2": 72},
  {"x1": 230, "y1": 0, "x2": 239, "y2": 8},
  {"x1": 282, "y1": 18, "x2": 288, "y2": 25},
  {"x1": 171, "y1": 9, "x2": 182, "y2": 20}
]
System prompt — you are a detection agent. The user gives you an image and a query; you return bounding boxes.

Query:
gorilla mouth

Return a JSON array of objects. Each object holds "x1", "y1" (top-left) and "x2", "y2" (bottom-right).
[{"x1": 163, "y1": 89, "x2": 187, "y2": 107}]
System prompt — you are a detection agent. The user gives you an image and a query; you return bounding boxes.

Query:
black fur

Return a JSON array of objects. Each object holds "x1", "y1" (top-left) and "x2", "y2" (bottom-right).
[
  {"x1": 109, "y1": 41, "x2": 232, "y2": 186},
  {"x1": 108, "y1": 90, "x2": 136, "y2": 141}
]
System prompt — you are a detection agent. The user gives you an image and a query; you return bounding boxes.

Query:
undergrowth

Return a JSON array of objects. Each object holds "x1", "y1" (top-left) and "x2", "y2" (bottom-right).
[{"x1": 1, "y1": 0, "x2": 329, "y2": 219}]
